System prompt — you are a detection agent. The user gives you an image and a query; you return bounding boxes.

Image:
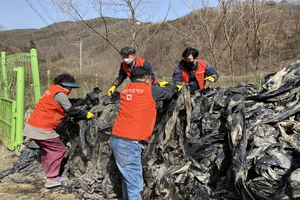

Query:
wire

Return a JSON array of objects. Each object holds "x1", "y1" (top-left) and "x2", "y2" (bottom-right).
[
  {"x1": 24, "y1": 0, "x2": 69, "y2": 60},
  {"x1": 12, "y1": 0, "x2": 39, "y2": 29},
  {"x1": 25, "y1": 0, "x2": 50, "y2": 26},
  {"x1": 36, "y1": 0, "x2": 56, "y2": 24},
  {"x1": 10, "y1": 0, "x2": 87, "y2": 71}
]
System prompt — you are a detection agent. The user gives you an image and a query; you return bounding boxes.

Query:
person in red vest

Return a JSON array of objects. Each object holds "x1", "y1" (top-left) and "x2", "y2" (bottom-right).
[
  {"x1": 107, "y1": 46, "x2": 157, "y2": 96},
  {"x1": 172, "y1": 47, "x2": 219, "y2": 91},
  {"x1": 22, "y1": 74, "x2": 95, "y2": 188},
  {"x1": 109, "y1": 66, "x2": 181, "y2": 200}
]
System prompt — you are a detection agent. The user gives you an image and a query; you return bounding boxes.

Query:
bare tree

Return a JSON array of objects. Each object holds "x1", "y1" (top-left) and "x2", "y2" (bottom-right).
[
  {"x1": 50, "y1": 0, "x2": 170, "y2": 53},
  {"x1": 170, "y1": 0, "x2": 290, "y2": 76},
  {"x1": 217, "y1": 0, "x2": 245, "y2": 75}
]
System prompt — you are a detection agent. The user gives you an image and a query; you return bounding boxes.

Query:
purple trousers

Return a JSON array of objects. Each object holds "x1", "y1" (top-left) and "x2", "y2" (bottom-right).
[{"x1": 33, "y1": 138, "x2": 67, "y2": 178}]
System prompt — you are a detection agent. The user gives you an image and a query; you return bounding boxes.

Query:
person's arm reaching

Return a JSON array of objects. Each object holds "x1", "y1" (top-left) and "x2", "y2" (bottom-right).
[
  {"x1": 55, "y1": 93, "x2": 94, "y2": 119},
  {"x1": 107, "y1": 64, "x2": 126, "y2": 96},
  {"x1": 151, "y1": 85, "x2": 177, "y2": 101},
  {"x1": 172, "y1": 65, "x2": 183, "y2": 82},
  {"x1": 205, "y1": 61, "x2": 219, "y2": 82}
]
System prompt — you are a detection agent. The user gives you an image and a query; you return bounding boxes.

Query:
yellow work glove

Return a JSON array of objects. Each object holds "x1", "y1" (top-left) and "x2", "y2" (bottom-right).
[
  {"x1": 107, "y1": 85, "x2": 116, "y2": 96},
  {"x1": 176, "y1": 85, "x2": 183, "y2": 92},
  {"x1": 86, "y1": 112, "x2": 94, "y2": 119},
  {"x1": 158, "y1": 81, "x2": 169, "y2": 87},
  {"x1": 204, "y1": 76, "x2": 215, "y2": 82}
]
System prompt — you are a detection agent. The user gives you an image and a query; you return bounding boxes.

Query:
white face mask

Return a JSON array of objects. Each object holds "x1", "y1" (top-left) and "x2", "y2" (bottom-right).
[{"x1": 123, "y1": 58, "x2": 134, "y2": 64}]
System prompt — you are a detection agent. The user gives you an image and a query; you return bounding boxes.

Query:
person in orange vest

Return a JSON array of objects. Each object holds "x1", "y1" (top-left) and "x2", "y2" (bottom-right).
[
  {"x1": 107, "y1": 46, "x2": 157, "y2": 96},
  {"x1": 109, "y1": 66, "x2": 182, "y2": 200},
  {"x1": 172, "y1": 47, "x2": 219, "y2": 91},
  {"x1": 22, "y1": 74, "x2": 95, "y2": 188}
]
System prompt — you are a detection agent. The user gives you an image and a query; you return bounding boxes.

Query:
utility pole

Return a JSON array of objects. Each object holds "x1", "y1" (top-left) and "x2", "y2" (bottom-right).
[
  {"x1": 70, "y1": 36, "x2": 82, "y2": 74},
  {"x1": 79, "y1": 36, "x2": 82, "y2": 74}
]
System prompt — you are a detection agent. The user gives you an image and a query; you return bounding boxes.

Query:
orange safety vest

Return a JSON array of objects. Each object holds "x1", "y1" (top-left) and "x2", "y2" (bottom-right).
[
  {"x1": 27, "y1": 85, "x2": 70, "y2": 130},
  {"x1": 112, "y1": 82, "x2": 156, "y2": 141},
  {"x1": 180, "y1": 59, "x2": 207, "y2": 89},
  {"x1": 121, "y1": 57, "x2": 158, "y2": 83}
]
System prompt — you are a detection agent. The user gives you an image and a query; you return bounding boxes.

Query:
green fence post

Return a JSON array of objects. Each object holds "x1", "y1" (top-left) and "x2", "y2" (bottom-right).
[
  {"x1": 14, "y1": 67, "x2": 25, "y2": 151},
  {"x1": 7, "y1": 100, "x2": 17, "y2": 151},
  {"x1": 95, "y1": 74, "x2": 99, "y2": 87},
  {"x1": 30, "y1": 49, "x2": 41, "y2": 103},
  {"x1": 47, "y1": 70, "x2": 51, "y2": 88},
  {"x1": 1, "y1": 52, "x2": 9, "y2": 98},
  {"x1": 258, "y1": 74, "x2": 263, "y2": 89},
  {"x1": 10, "y1": 100, "x2": 17, "y2": 151}
]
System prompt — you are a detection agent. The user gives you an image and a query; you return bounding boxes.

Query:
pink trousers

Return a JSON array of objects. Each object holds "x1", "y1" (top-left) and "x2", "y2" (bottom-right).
[{"x1": 34, "y1": 138, "x2": 67, "y2": 178}]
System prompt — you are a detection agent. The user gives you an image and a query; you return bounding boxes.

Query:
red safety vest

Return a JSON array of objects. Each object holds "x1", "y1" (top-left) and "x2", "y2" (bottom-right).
[
  {"x1": 121, "y1": 57, "x2": 158, "y2": 83},
  {"x1": 112, "y1": 82, "x2": 156, "y2": 141},
  {"x1": 180, "y1": 59, "x2": 207, "y2": 89},
  {"x1": 27, "y1": 85, "x2": 70, "y2": 130}
]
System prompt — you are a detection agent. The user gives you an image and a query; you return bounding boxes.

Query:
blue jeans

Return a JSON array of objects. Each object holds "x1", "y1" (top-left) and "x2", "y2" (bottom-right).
[{"x1": 109, "y1": 137, "x2": 144, "y2": 200}]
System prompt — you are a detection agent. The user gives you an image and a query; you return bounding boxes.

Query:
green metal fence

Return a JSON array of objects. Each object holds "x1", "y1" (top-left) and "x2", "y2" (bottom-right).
[
  {"x1": 0, "y1": 49, "x2": 41, "y2": 151},
  {"x1": 0, "y1": 98, "x2": 17, "y2": 151}
]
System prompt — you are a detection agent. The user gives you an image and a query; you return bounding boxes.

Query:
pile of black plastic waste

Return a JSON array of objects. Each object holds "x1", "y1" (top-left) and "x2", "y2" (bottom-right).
[{"x1": 1, "y1": 60, "x2": 300, "y2": 200}]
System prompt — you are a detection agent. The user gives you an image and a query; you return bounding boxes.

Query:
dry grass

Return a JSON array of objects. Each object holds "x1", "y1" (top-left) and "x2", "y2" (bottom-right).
[
  {"x1": 0, "y1": 142, "x2": 16, "y2": 172},
  {"x1": 0, "y1": 142, "x2": 78, "y2": 200}
]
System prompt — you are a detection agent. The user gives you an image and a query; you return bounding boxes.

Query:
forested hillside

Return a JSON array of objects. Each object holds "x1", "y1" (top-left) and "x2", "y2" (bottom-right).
[{"x1": 0, "y1": 0, "x2": 299, "y2": 90}]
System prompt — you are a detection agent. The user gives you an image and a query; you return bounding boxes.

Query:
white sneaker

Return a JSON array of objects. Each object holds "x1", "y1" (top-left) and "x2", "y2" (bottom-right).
[{"x1": 44, "y1": 176, "x2": 68, "y2": 188}]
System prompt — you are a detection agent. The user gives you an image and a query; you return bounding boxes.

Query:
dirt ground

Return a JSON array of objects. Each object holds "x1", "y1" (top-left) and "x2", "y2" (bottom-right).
[{"x1": 0, "y1": 143, "x2": 78, "y2": 200}]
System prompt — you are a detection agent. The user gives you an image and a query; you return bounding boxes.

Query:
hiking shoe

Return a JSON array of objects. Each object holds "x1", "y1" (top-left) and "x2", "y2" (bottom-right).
[{"x1": 44, "y1": 177, "x2": 68, "y2": 188}]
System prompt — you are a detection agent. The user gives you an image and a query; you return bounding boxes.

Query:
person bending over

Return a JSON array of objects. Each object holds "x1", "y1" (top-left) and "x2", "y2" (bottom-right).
[
  {"x1": 109, "y1": 67, "x2": 181, "y2": 200},
  {"x1": 22, "y1": 73, "x2": 94, "y2": 188}
]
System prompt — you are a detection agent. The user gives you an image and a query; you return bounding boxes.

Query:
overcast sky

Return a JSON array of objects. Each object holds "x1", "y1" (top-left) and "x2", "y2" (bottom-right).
[{"x1": 0, "y1": 0, "x2": 201, "y2": 31}]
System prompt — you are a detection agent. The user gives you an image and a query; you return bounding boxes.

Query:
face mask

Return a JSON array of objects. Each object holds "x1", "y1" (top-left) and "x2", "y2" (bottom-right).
[
  {"x1": 123, "y1": 58, "x2": 134, "y2": 64},
  {"x1": 183, "y1": 60, "x2": 195, "y2": 70}
]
